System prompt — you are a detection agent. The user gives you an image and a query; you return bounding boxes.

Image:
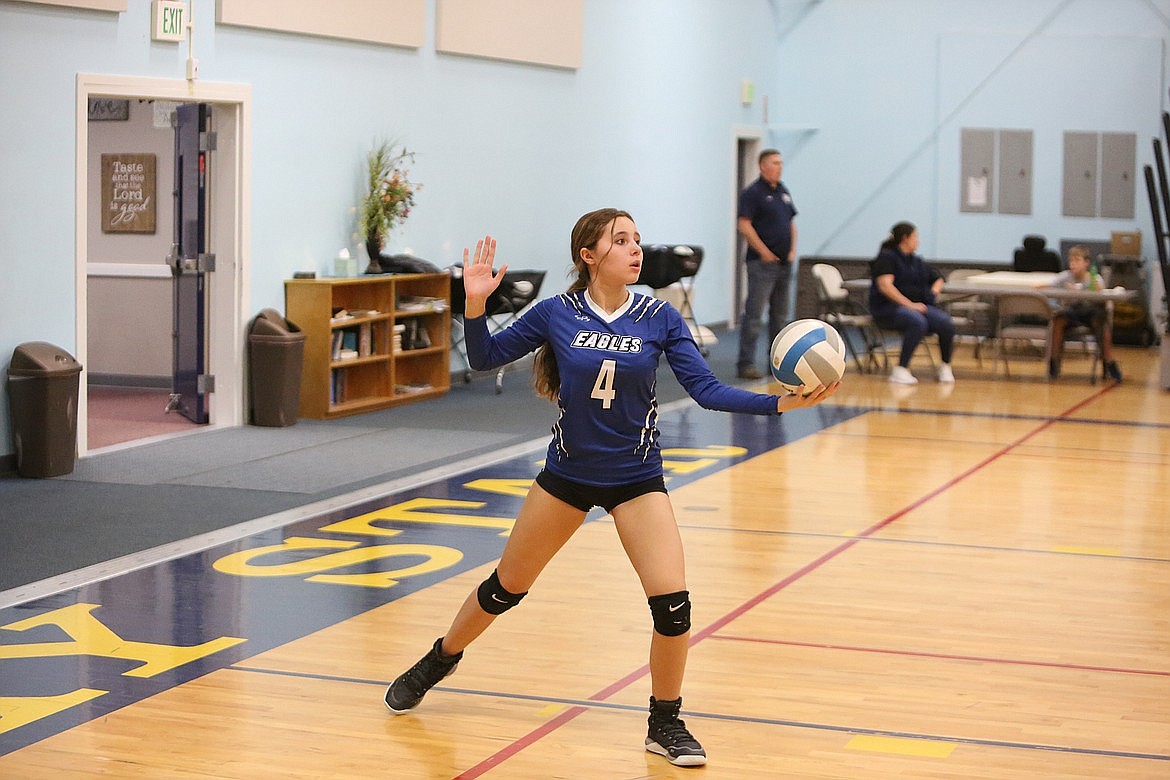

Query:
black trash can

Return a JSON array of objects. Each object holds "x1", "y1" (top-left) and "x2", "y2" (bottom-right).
[
  {"x1": 248, "y1": 308, "x2": 305, "y2": 427},
  {"x1": 7, "y1": 342, "x2": 83, "y2": 478}
]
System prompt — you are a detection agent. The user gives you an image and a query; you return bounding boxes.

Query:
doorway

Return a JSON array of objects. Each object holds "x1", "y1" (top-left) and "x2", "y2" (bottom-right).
[
  {"x1": 75, "y1": 74, "x2": 251, "y2": 454},
  {"x1": 731, "y1": 129, "x2": 763, "y2": 328}
]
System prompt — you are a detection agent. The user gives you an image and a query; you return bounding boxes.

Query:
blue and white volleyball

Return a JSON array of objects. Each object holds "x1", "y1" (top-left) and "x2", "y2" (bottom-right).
[{"x1": 769, "y1": 319, "x2": 846, "y2": 394}]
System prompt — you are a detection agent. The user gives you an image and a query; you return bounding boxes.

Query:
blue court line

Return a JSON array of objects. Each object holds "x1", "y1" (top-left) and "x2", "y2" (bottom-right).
[{"x1": 228, "y1": 665, "x2": 1170, "y2": 763}]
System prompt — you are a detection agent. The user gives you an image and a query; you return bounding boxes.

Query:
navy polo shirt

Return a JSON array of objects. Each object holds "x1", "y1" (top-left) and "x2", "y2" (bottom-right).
[
  {"x1": 867, "y1": 248, "x2": 941, "y2": 318},
  {"x1": 738, "y1": 178, "x2": 797, "y2": 261}
]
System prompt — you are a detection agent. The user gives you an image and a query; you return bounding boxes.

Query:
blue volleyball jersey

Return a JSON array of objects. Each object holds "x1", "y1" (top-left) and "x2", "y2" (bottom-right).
[{"x1": 465, "y1": 289, "x2": 782, "y2": 486}]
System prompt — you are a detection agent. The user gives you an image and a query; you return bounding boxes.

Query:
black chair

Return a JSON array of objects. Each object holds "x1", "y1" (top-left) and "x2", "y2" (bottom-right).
[
  {"x1": 1012, "y1": 235, "x2": 1060, "y2": 273},
  {"x1": 637, "y1": 243, "x2": 707, "y2": 355},
  {"x1": 450, "y1": 269, "x2": 546, "y2": 393}
]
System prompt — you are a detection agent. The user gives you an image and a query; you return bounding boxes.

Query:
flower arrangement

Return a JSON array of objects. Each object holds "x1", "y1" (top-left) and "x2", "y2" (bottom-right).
[{"x1": 359, "y1": 141, "x2": 421, "y2": 269}]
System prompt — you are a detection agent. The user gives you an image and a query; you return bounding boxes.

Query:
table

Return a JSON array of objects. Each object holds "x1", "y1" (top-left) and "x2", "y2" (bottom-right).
[
  {"x1": 842, "y1": 274, "x2": 1137, "y2": 376},
  {"x1": 843, "y1": 272, "x2": 1136, "y2": 305}
]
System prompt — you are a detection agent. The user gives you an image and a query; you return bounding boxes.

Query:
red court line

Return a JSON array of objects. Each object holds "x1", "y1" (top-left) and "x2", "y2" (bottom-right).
[
  {"x1": 710, "y1": 635, "x2": 1170, "y2": 678},
  {"x1": 454, "y1": 387, "x2": 1118, "y2": 778}
]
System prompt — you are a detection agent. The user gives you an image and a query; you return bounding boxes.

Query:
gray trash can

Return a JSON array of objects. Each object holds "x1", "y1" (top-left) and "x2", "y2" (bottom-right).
[
  {"x1": 248, "y1": 308, "x2": 305, "y2": 427},
  {"x1": 7, "y1": 342, "x2": 83, "y2": 478}
]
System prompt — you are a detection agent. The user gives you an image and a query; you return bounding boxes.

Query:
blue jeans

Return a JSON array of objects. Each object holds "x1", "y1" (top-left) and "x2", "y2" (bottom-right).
[
  {"x1": 737, "y1": 259, "x2": 791, "y2": 370},
  {"x1": 873, "y1": 305, "x2": 955, "y2": 367}
]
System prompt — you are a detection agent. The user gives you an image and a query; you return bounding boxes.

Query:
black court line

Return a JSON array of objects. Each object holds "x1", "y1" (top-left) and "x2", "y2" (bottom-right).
[
  {"x1": 667, "y1": 523, "x2": 1170, "y2": 565},
  {"x1": 227, "y1": 665, "x2": 1170, "y2": 764},
  {"x1": 858, "y1": 405, "x2": 1170, "y2": 430},
  {"x1": 711, "y1": 635, "x2": 1170, "y2": 679}
]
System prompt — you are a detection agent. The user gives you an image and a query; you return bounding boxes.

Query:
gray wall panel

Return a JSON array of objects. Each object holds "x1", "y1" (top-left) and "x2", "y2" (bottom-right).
[
  {"x1": 960, "y1": 128, "x2": 995, "y2": 213},
  {"x1": 1063, "y1": 131, "x2": 1099, "y2": 217},
  {"x1": 998, "y1": 129, "x2": 1033, "y2": 215},
  {"x1": 1100, "y1": 132, "x2": 1136, "y2": 219}
]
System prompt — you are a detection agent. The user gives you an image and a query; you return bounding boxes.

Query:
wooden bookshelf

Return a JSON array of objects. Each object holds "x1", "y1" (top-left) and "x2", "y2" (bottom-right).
[{"x1": 284, "y1": 273, "x2": 450, "y2": 419}]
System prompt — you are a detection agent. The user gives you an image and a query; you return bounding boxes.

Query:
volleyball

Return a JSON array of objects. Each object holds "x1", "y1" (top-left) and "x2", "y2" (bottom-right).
[{"x1": 769, "y1": 319, "x2": 846, "y2": 394}]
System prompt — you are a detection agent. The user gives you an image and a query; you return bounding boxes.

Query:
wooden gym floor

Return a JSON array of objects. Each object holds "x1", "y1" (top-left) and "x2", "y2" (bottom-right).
[{"x1": 1, "y1": 343, "x2": 1167, "y2": 778}]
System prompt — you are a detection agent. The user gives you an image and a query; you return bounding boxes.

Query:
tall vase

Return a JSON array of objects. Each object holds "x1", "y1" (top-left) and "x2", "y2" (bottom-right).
[{"x1": 364, "y1": 234, "x2": 383, "y2": 274}]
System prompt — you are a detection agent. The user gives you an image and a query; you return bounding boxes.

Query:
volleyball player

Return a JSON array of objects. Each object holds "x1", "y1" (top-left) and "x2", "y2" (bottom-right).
[{"x1": 384, "y1": 208, "x2": 838, "y2": 767}]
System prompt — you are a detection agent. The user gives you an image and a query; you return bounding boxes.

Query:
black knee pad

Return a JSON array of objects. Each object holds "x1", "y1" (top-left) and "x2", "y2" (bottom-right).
[
  {"x1": 647, "y1": 590, "x2": 691, "y2": 637},
  {"x1": 477, "y1": 569, "x2": 528, "y2": 615}
]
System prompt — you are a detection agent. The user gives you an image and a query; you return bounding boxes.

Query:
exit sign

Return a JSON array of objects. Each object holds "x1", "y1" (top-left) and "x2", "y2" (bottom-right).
[{"x1": 152, "y1": 0, "x2": 187, "y2": 42}]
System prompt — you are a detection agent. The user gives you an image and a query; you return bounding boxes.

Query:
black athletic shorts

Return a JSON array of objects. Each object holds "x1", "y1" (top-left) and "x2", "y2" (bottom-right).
[{"x1": 535, "y1": 469, "x2": 667, "y2": 513}]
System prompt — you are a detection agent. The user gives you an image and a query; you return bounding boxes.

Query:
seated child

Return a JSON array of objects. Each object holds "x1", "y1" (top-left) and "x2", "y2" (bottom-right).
[{"x1": 1041, "y1": 245, "x2": 1121, "y2": 382}]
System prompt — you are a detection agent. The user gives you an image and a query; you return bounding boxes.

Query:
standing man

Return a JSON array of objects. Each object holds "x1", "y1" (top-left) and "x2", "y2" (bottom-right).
[{"x1": 736, "y1": 148, "x2": 798, "y2": 380}]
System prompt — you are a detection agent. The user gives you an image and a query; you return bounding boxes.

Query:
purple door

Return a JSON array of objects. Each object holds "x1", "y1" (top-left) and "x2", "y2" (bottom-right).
[{"x1": 168, "y1": 103, "x2": 211, "y2": 424}]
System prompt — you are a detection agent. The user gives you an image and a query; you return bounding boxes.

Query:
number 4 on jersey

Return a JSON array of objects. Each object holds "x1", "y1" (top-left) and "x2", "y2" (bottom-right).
[{"x1": 591, "y1": 359, "x2": 616, "y2": 409}]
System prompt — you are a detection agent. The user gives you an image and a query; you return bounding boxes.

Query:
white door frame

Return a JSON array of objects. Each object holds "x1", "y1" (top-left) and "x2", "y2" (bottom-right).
[
  {"x1": 729, "y1": 125, "x2": 764, "y2": 326},
  {"x1": 75, "y1": 73, "x2": 252, "y2": 453}
]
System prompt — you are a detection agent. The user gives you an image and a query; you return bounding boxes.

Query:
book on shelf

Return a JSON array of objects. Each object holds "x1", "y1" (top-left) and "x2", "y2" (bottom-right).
[
  {"x1": 394, "y1": 382, "x2": 434, "y2": 395},
  {"x1": 396, "y1": 294, "x2": 447, "y2": 312},
  {"x1": 414, "y1": 324, "x2": 431, "y2": 349},
  {"x1": 330, "y1": 308, "x2": 378, "y2": 324},
  {"x1": 358, "y1": 322, "x2": 372, "y2": 356},
  {"x1": 401, "y1": 319, "x2": 432, "y2": 350},
  {"x1": 332, "y1": 329, "x2": 359, "y2": 360}
]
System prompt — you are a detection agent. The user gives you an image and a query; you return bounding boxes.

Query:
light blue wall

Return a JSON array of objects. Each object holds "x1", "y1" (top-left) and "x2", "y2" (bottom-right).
[
  {"x1": 1, "y1": 0, "x2": 1167, "y2": 460},
  {"x1": 0, "y1": 0, "x2": 780, "y2": 457},
  {"x1": 775, "y1": 0, "x2": 1169, "y2": 261}
]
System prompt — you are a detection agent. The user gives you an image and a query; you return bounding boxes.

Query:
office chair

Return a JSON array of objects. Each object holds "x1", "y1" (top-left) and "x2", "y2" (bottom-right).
[
  {"x1": 1012, "y1": 235, "x2": 1061, "y2": 273},
  {"x1": 637, "y1": 244, "x2": 708, "y2": 355}
]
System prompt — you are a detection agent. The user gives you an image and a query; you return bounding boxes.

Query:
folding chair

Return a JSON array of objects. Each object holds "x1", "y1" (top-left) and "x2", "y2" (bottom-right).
[
  {"x1": 939, "y1": 268, "x2": 992, "y2": 364},
  {"x1": 994, "y1": 292, "x2": 1099, "y2": 381},
  {"x1": 810, "y1": 263, "x2": 887, "y2": 373},
  {"x1": 450, "y1": 269, "x2": 547, "y2": 393},
  {"x1": 637, "y1": 244, "x2": 708, "y2": 355}
]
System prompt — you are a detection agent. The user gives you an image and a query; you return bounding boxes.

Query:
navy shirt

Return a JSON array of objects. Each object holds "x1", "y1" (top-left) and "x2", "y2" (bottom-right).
[
  {"x1": 465, "y1": 290, "x2": 782, "y2": 486},
  {"x1": 868, "y1": 248, "x2": 942, "y2": 318},
  {"x1": 738, "y1": 178, "x2": 797, "y2": 261}
]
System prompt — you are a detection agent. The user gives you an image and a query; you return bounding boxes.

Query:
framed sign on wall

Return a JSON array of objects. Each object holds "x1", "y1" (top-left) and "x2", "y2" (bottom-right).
[
  {"x1": 101, "y1": 153, "x2": 157, "y2": 233},
  {"x1": 88, "y1": 97, "x2": 130, "y2": 121}
]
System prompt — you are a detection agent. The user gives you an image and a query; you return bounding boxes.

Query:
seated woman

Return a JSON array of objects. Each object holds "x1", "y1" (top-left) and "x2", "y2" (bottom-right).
[
  {"x1": 1039, "y1": 244, "x2": 1122, "y2": 382},
  {"x1": 868, "y1": 221, "x2": 956, "y2": 384}
]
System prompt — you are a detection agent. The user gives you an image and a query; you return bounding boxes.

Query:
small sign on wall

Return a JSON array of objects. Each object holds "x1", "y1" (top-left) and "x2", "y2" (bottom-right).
[
  {"x1": 88, "y1": 98, "x2": 130, "y2": 121},
  {"x1": 101, "y1": 154, "x2": 157, "y2": 234}
]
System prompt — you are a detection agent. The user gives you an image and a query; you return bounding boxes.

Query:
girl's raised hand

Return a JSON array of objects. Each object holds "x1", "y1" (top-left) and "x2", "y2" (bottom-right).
[{"x1": 462, "y1": 235, "x2": 508, "y2": 318}]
